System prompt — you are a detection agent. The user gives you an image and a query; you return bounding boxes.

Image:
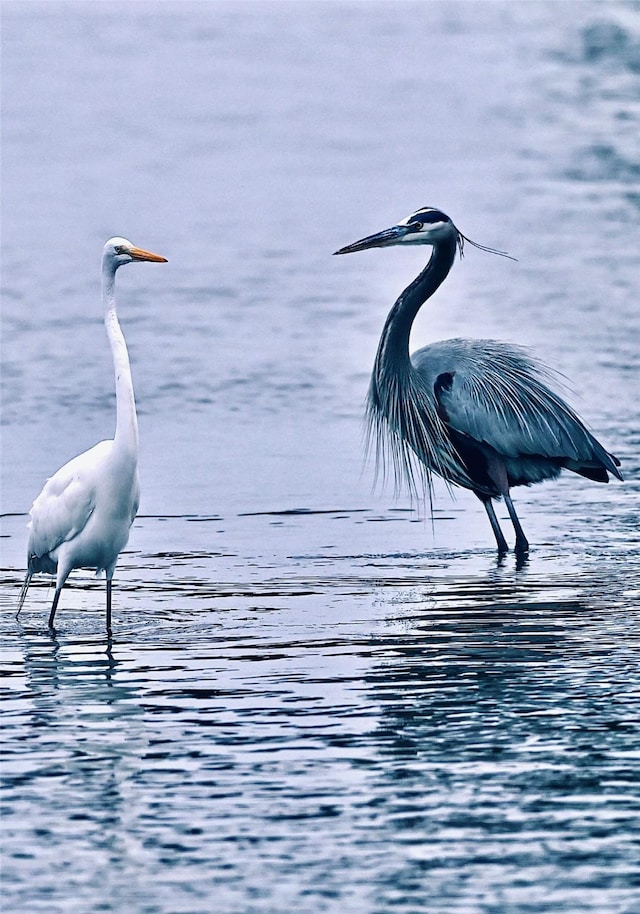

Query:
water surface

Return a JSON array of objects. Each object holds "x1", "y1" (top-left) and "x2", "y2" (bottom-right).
[{"x1": 2, "y1": 3, "x2": 639, "y2": 913}]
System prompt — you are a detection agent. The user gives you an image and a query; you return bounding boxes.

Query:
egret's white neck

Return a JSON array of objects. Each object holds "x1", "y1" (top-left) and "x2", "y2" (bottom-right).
[{"x1": 102, "y1": 262, "x2": 138, "y2": 457}]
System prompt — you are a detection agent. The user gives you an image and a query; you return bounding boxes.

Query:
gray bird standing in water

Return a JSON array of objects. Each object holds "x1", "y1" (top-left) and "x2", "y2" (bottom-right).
[{"x1": 335, "y1": 206, "x2": 622, "y2": 553}]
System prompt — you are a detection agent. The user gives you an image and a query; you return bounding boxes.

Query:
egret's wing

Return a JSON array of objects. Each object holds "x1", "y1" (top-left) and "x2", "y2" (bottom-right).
[
  {"x1": 28, "y1": 441, "x2": 111, "y2": 559},
  {"x1": 130, "y1": 475, "x2": 140, "y2": 524}
]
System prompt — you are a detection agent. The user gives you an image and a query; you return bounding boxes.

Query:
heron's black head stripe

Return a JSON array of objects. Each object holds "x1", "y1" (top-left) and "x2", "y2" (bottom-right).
[{"x1": 408, "y1": 209, "x2": 449, "y2": 225}]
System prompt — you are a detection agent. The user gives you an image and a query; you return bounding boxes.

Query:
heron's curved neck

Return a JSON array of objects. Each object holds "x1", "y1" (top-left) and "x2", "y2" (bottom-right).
[
  {"x1": 102, "y1": 263, "x2": 138, "y2": 456},
  {"x1": 374, "y1": 234, "x2": 458, "y2": 376}
]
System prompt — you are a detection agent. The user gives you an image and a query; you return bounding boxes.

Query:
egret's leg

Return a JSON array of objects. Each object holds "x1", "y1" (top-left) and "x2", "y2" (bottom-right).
[
  {"x1": 48, "y1": 587, "x2": 62, "y2": 628},
  {"x1": 504, "y1": 494, "x2": 529, "y2": 554},
  {"x1": 106, "y1": 578, "x2": 113, "y2": 635},
  {"x1": 16, "y1": 573, "x2": 32, "y2": 618},
  {"x1": 482, "y1": 499, "x2": 509, "y2": 553}
]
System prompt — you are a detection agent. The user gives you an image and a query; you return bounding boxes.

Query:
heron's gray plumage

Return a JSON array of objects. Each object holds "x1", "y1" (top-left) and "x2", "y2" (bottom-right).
[{"x1": 335, "y1": 206, "x2": 622, "y2": 553}]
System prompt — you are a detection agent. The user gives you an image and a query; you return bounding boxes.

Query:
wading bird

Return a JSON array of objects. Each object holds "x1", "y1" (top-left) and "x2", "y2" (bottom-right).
[
  {"x1": 334, "y1": 207, "x2": 621, "y2": 553},
  {"x1": 17, "y1": 237, "x2": 167, "y2": 631}
]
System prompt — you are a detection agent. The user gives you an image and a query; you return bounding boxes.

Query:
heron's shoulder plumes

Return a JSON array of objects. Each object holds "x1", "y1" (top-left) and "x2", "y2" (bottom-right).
[
  {"x1": 426, "y1": 339, "x2": 622, "y2": 479},
  {"x1": 367, "y1": 336, "x2": 621, "y2": 502},
  {"x1": 366, "y1": 357, "x2": 474, "y2": 501}
]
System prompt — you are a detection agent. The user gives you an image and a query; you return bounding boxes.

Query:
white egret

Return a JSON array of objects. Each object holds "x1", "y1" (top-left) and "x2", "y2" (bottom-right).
[{"x1": 17, "y1": 237, "x2": 167, "y2": 631}]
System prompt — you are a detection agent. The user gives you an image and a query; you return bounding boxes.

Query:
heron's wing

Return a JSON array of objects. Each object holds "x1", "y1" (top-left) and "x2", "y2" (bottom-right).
[
  {"x1": 28, "y1": 441, "x2": 112, "y2": 559},
  {"x1": 429, "y1": 341, "x2": 617, "y2": 469}
]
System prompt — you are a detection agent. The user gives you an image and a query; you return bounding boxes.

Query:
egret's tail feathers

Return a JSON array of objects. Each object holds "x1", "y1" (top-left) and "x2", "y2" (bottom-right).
[{"x1": 17, "y1": 573, "x2": 32, "y2": 617}]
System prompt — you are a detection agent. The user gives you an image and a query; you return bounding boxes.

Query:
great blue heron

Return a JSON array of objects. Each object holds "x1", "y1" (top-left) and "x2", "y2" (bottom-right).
[
  {"x1": 17, "y1": 238, "x2": 168, "y2": 631},
  {"x1": 334, "y1": 206, "x2": 622, "y2": 553}
]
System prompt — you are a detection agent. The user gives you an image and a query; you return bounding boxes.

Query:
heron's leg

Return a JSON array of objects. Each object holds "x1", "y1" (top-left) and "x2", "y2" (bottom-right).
[
  {"x1": 504, "y1": 494, "x2": 529, "y2": 554},
  {"x1": 16, "y1": 573, "x2": 32, "y2": 618},
  {"x1": 482, "y1": 498, "x2": 509, "y2": 553},
  {"x1": 106, "y1": 578, "x2": 113, "y2": 635},
  {"x1": 48, "y1": 587, "x2": 63, "y2": 628}
]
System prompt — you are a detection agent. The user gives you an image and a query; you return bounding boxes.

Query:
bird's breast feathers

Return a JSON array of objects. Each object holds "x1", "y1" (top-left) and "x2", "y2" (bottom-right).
[{"x1": 28, "y1": 439, "x2": 137, "y2": 560}]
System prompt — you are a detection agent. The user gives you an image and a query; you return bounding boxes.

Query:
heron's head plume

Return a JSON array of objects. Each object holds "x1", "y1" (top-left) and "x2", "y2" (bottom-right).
[
  {"x1": 103, "y1": 237, "x2": 168, "y2": 270},
  {"x1": 334, "y1": 207, "x2": 515, "y2": 261}
]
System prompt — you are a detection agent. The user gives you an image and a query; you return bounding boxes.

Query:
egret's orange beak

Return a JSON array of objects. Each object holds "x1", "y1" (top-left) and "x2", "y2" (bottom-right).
[{"x1": 130, "y1": 246, "x2": 168, "y2": 263}]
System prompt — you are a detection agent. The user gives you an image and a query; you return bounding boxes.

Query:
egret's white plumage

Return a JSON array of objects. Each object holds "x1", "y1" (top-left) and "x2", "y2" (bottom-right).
[{"x1": 17, "y1": 237, "x2": 167, "y2": 631}]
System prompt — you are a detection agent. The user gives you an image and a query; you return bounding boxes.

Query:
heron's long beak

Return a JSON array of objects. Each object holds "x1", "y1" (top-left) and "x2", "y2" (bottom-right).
[
  {"x1": 333, "y1": 224, "x2": 413, "y2": 255},
  {"x1": 130, "y1": 246, "x2": 168, "y2": 263}
]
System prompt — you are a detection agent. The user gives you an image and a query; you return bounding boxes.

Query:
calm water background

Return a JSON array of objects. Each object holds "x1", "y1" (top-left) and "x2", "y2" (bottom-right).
[{"x1": 1, "y1": 2, "x2": 640, "y2": 912}]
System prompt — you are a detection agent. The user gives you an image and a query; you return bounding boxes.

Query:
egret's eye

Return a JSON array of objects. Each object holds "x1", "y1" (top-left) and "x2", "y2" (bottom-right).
[{"x1": 114, "y1": 245, "x2": 127, "y2": 255}]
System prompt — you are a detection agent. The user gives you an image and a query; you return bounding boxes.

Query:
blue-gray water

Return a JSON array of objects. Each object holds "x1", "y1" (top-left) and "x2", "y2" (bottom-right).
[{"x1": 1, "y1": 3, "x2": 639, "y2": 913}]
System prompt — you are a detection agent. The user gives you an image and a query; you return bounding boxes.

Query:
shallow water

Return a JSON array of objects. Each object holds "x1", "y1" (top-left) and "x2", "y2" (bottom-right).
[{"x1": 2, "y1": 3, "x2": 640, "y2": 913}]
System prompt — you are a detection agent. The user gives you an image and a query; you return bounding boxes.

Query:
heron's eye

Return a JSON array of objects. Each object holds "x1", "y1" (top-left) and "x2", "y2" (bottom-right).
[{"x1": 411, "y1": 222, "x2": 424, "y2": 231}]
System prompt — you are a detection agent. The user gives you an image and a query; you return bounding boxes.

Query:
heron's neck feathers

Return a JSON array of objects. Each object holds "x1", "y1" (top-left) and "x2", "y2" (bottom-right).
[
  {"x1": 367, "y1": 365, "x2": 467, "y2": 495},
  {"x1": 373, "y1": 234, "x2": 458, "y2": 376},
  {"x1": 102, "y1": 265, "x2": 138, "y2": 457},
  {"x1": 368, "y1": 234, "x2": 470, "y2": 492}
]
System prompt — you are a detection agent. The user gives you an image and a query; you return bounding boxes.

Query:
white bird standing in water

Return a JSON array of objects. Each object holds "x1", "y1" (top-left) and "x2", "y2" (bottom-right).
[{"x1": 17, "y1": 237, "x2": 167, "y2": 632}]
